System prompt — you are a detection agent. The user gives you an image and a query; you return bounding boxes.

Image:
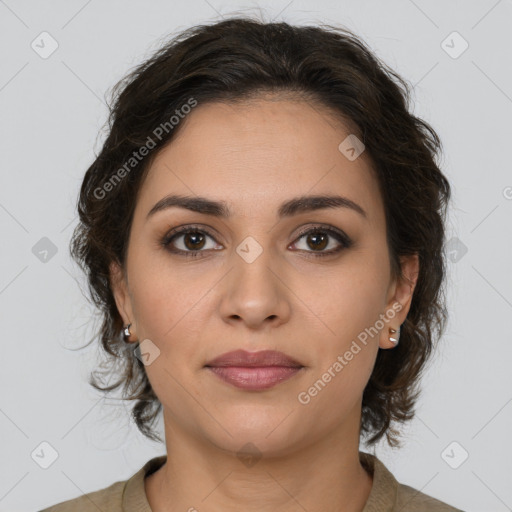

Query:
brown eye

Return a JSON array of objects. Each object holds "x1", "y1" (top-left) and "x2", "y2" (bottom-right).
[
  {"x1": 305, "y1": 231, "x2": 328, "y2": 251},
  {"x1": 291, "y1": 226, "x2": 353, "y2": 257},
  {"x1": 162, "y1": 226, "x2": 221, "y2": 258},
  {"x1": 182, "y1": 231, "x2": 207, "y2": 250}
]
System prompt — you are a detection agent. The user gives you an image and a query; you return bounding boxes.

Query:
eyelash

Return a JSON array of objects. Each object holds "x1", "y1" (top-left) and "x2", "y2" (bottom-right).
[{"x1": 161, "y1": 224, "x2": 353, "y2": 259}]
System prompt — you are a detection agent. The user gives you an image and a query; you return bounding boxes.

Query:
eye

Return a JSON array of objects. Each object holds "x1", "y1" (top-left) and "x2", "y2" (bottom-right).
[
  {"x1": 290, "y1": 225, "x2": 353, "y2": 257},
  {"x1": 162, "y1": 225, "x2": 222, "y2": 258},
  {"x1": 161, "y1": 224, "x2": 353, "y2": 259}
]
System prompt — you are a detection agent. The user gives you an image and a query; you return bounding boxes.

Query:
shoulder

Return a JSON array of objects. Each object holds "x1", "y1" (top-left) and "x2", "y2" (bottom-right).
[
  {"x1": 396, "y1": 482, "x2": 465, "y2": 511},
  {"x1": 38, "y1": 479, "x2": 125, "y2": 511},
  {"x1": 38, "y1": 455, "x2": 167, "y2": 512},
  {"x1": 359, "y1": 451, "x2": 464, "y2": 512}
]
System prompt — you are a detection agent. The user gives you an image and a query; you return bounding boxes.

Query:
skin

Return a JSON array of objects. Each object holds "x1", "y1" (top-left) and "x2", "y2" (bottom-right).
[{"x1": 110, "y1": 95, "x2": 419, "y2": 512}]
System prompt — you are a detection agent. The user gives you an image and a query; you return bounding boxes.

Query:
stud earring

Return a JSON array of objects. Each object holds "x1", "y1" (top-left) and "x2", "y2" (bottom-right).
[
  {"x1": 389, "y1": 326, "x2": 400, "y2": 346},
  {"x1": 123, "y1": 323, "x2": 132, "y2": 342}
]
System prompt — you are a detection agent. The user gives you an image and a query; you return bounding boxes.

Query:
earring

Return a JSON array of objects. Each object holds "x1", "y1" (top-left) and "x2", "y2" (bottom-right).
[
  {"x1": 123, "y1": 323, "x2": 132, "y2": 342},
  {"x1": 389, "y1": 326, "x2": 400, "y2": 346}
]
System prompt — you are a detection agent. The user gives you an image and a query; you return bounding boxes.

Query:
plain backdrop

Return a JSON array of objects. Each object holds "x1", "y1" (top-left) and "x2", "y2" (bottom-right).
[{"x1": 1, "y1": 1, "x2": 511, "y2": 511}]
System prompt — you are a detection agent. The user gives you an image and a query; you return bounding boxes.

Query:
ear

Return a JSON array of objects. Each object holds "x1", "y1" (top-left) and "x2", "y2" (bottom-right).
[
  {"x1": 379, "y1": 253, "x2": 419, "y2": 350},
  {"x1": 109, "y1": 260, "x2": 137, "y2": 342}
]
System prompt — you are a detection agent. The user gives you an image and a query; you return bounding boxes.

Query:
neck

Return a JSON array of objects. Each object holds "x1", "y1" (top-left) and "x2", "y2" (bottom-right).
[{"x1": 145, "y1": 410, "x2": 373, "y2": 512}]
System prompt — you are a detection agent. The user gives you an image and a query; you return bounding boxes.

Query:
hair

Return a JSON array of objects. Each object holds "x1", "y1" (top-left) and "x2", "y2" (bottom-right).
[{"x1": 70, "y1": 15, "x2": 451, "y2": 448}]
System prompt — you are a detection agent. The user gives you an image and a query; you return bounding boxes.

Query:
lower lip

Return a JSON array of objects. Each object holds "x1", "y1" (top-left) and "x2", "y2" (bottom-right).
[{"x1": 206, "y1": 366, "x2": 303, "y2": 390}]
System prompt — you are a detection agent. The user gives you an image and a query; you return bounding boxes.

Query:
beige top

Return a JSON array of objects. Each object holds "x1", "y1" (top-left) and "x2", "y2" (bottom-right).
[{"x1": 39, "y1": 451, "x2": 463, "y2": 511}]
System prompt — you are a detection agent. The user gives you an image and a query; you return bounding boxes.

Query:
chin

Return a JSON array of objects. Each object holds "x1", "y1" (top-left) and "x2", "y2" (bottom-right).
[{"x1": 203, "y1": 411, "x2": 303, "y2": 458}]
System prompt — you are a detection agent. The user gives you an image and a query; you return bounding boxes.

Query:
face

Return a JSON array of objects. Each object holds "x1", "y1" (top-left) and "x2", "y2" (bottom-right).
[{"x1": 110, "y1": 96, "x2": 418, "y2": 456}]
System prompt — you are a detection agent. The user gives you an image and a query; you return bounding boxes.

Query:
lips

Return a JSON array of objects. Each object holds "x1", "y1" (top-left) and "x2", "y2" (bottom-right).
[
  {"x1": 205, "y1": 349, "x2": 303, "y2": 368},
  {"x1": 204, "y1": 349, "x2": 304, "y2": 390}
]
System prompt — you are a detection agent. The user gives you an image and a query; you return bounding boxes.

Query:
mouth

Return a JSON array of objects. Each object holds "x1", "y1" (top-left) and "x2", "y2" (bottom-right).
[
  {"x1": 205, "y1": 366, "x2": 304, "y2": 390},
  {"x1": 204, "y1": 350, "x2": 304, "y2": 390},
  {"x1": 205, "y1": 349, "x2": 303, "y2": 368}
]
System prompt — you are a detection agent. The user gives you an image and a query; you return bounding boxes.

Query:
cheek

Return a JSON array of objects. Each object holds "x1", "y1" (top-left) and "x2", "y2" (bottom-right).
[
  {"x1": 296, "y1": 259, "x2": 389, "y2": 357},
  {"x1": 127, "y1": 252, "x2": 215, "y2": 358}
]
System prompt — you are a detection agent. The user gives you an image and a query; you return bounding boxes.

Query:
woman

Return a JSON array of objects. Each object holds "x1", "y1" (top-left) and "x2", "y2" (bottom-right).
[{"x1": 41, "y1": 16, "x2": 463, "y2": 512}]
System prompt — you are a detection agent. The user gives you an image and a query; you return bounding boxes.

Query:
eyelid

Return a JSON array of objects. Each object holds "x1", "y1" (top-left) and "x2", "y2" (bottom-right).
[
  {"x1": 161, "y1": 222, "x2": 353, "y2": 256},
  {"x1": 161, "y1": 223, "x2": 220, "y2": 246},
  {"x1": 292, "y1": 223, "x2": 351, "y2": 244},
  {"x1": 162, "y1": 222, "x2": 349, "y2": 241}
]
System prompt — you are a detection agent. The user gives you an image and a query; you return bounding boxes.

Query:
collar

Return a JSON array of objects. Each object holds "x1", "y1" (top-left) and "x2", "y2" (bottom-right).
[{"x1": 122, "y1": 451, "x2": 398, "y2": 511}]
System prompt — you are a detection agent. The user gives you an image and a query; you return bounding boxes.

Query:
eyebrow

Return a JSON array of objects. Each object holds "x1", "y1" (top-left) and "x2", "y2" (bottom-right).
[{"x1": 146, "y1": 194, "x2": 367, "y2": 220}]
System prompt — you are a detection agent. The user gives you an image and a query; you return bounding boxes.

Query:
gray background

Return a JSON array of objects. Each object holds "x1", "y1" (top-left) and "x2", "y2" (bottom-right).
[{"x1": 1, "y1": 1, "x2": 511, "y2": 511}]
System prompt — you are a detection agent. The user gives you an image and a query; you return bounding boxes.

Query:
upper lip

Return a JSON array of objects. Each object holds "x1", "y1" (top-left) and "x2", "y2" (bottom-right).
[{"x1": 205, "y1": 349, "x2": 303, "y2": 368}]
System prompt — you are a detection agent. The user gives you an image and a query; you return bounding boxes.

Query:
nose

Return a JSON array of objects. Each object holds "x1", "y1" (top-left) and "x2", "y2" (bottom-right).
[{"x1": 218, "y1": 247, "x2": 292, "y2": 330}]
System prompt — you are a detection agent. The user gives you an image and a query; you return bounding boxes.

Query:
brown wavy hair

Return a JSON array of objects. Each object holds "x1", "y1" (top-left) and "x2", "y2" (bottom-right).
[{"x1": 70, "y1": 16, "x2": 451, "y2": 447}]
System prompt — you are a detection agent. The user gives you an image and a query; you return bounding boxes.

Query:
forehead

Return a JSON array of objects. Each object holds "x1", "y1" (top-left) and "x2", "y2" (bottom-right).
[{"x1": 137, "y1": 98, "x2": 385, "y2": 228}]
